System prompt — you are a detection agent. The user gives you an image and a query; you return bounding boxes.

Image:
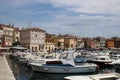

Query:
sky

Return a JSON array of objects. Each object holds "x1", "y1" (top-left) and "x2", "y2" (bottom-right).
[{"x1": 0, "y1": 0, "x2": 120, "y2": 38}]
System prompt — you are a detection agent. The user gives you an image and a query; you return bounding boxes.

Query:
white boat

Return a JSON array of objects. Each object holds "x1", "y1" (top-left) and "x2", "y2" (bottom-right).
[
  {"x1": 88, "y1": 55, "x2": 112, "y2": 68},
  {"x1": 111, "y1": 54, "x2": 120, "y2": 60},
  {"x1": 29, "y1": 51, "x2": 97, "y2": 73},
  {"x1": 64, "y1": 73, "x2": 120, "y2": 80},
  {"x1": 112, "y1": 59, "x2": 120, "y2": 72}
]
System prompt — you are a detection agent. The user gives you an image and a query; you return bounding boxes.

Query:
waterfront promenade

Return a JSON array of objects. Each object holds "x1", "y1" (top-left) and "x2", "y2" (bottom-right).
[{"x1": 0, "y1": 55, "x2": 16, "y2": 80}]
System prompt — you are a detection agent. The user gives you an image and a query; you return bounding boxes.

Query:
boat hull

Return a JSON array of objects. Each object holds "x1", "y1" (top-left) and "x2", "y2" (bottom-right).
[
  {"x1": 114, "y1": 64, "x2": 120, "y2": 72},
  {"x1": 31, "y1": 64, "x2": 97, "y2": 73},
  {"x1": 88, "y1": 61, "x2": 112, "y2": 69}
]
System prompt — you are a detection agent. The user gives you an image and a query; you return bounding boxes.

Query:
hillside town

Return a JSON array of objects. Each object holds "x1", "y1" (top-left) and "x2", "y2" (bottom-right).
[{"x1": 0, "y1": 23, "x2": 120, "y2": 52}]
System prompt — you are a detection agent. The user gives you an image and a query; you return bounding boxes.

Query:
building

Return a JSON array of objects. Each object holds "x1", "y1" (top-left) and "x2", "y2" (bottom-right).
[
  {"x1": 13, "y1": 28, "x2": 20, "y2": 42},
  {"x1": 95, "y1": 37, "x2": 106, "y2": 49},
  {"x1": 44, "y1": 33, "x2": 55, "y2": 52},
  {"x1": 44, "y1": 38, "x2": 55, "y2": 52},
  {"x1": 53, "y1": 35, "x2": 65, "y2": 49},
  {"x1": 0, "y1": 24, "x2": 14, "y2": 47},
  {"x1": 20, "y1": 28, "x2": 46, "y2": 52},
  {"x1": 76, "y1": 39, "x2": 85, "y2": 48},
  {"x1": 0, "y1": 26, "x2": 3, "y2": 47},
  {"x1": 94, "y1": 39, "x2": 100, "y2": 49},
  {"x1": 83, "y1": 38, "x2": 93, "y2": 48},
  {"x1": 64, "y1": 37, "x2": 77, "y2": 49},
  {"x1": 106, "y1": 39, "x2": 115, "y2": 49},
  {"x1": 112, "y1": 37, "x2": 120, "y2": 48},
  {"x1": 12, "y1": 28, "x2": 20, "y2": 46},
  {"x1": 83, "y1": 38, "x2": 100, "y2": 49}
]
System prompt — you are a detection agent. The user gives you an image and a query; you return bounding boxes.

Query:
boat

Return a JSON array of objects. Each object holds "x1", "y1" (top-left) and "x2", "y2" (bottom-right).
[
  {"x1": 88, "y1": 55, "x2": 112, "y2": 69},
  {"x1": 111, "y1": 54, "x2": 120, "y2": 60},
  {"x1": 112, "y1": 59, "x2": 120, "y2": 72},
  {"x1": 64, "y1": 73, "x2": 120, "y2": 80},
  {"x1": 29, "y1": 51, "x2": 97, "y2": 73}
]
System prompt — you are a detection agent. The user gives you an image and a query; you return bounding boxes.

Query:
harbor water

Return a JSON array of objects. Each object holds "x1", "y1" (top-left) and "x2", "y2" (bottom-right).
[{"x1": 7, "y1": 55, "x2": 120, "y2": 80}]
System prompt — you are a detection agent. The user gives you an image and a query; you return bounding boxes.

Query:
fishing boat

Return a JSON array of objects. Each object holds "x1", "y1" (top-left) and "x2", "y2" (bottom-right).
[{"x1": 29, "y1": 51, "x2": 97, "y2": 73}]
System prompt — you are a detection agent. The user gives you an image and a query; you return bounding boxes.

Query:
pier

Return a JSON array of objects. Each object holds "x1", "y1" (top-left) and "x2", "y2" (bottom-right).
[{"x1": 0, "y1": 56, "x2": 16, "y2": 80}]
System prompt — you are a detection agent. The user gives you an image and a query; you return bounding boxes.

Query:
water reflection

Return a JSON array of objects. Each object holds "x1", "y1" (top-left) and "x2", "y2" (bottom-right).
[{"x1": 28, "y1": 72, "x2": 96, "y2": 80}]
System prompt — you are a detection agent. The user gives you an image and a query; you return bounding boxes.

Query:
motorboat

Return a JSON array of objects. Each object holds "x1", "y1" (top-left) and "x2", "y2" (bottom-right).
[
  {"x1": 29, "y1": 51, "x2": 97, "y2": 73},
  {"x1": 64, "y1": 73, "x2": 120, "y2": 80},
  {"x1": 111, "y1": 54, "x2": 120, "y2": 60},
  {"x1": 112, "y1": 59, "x2": 120, "y2": 72},
  {"x1": 88, "y1": 55, "x2": 112, "y2": 68}
]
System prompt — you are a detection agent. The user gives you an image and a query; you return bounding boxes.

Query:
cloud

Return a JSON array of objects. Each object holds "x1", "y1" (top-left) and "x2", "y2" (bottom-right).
[
  {"x1": 39, "y1": 0, "x2": 120, "y2": 15},
  {"x1": 0, "y1": 0, "x2": 120, "y2": 37},
  {"x1": 38, "y1": 13, "x2": 120, "y2": 37},
  {"x1": 1, "y1": 0, "x2": 120, "y2": 14}
]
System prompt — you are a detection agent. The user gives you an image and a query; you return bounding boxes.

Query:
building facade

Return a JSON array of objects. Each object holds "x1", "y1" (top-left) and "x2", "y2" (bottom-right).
[
  {"x1": 0, "y1": 24, "x2": 14, "y2": 47},
  {"x1": 0, "y1": 26, "x2": 3, "y2": 47},
  {"x1": 64, "y1": 37, "x2": 77, "y2": 49},
  {"x1": 20, "y1": 28, "x2": 46, "y2": 52},
  {"x1": 76, "y1": 39, "x2": 85, "y2": 48},
  {"x1": 95, "y1": 37, "x2": 106, "y2": 49},
  {"x1": 53, "y1": 35, "x2": 65, "y2": 49},
  {"x1": 112, "y1": 37, "x2": 120, "y2": 48},
  {"x1": 44, "y1": 33, "x2": 55, "y2": 52},
  {"x1": 13, "y1": 28, "x2": 20, "y2": 42},
  {"x1": 106, "y1": 39, "x2": 115, "y2": 49},
  {"x1": 44, "y1": 38, "x2": 55, "y2": 52}
]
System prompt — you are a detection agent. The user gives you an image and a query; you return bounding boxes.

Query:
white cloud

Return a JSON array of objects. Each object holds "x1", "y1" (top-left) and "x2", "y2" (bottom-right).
[
  {"x1": 1, "y1": 0, "x2": 120, "y2": 14},
  {"x1": 0, "y1": 0, "x2": 120, "y2": 37},
  {"x1": 43, "y1": 0, "x2": 120, "y2": 15}
]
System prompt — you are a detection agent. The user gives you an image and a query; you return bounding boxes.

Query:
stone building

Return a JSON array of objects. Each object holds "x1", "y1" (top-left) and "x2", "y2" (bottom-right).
[{"x1": 20, "y1": 28, "x2": 46, "y2": 52}]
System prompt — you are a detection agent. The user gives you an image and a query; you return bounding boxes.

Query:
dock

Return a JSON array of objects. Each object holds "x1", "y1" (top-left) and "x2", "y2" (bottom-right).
[{"x1": 0, "y1": 56, "x2": 16, "y2": 80}]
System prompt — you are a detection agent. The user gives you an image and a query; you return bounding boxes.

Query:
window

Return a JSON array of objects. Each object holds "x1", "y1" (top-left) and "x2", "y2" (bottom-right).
[
  {"x1": 100, "y1": 58, "x2": 105, "y2": 60},
  {"x1": 35, "y1": 34, "x2": 37, "y2": 38}
]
